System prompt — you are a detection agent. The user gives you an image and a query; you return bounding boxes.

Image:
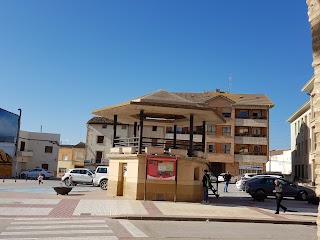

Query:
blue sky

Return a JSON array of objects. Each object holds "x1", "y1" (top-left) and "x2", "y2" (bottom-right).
[{"x1": 0, "y1": 1, "x2": 313, "y2": 149}]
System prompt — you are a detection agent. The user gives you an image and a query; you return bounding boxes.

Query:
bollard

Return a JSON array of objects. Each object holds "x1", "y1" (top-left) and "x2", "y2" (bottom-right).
[
  {"x1": 15, "y1": 176, "x2": 16, "y2": 182},
  {"x1": 26, "y1": 174, "x2": 28, "y2": 182},
  {"x1": 3, "y1": 175, "x2": 4, "y2": 182}
]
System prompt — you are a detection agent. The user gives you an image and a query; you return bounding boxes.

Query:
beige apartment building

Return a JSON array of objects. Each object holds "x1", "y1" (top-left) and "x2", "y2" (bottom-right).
[
  {"x1": 287, "y1": 76, "x2": 316, "y2": 183},
  {"x1": 57, "y1": 142, "x2": 85, "y2": 177},
  {"x1": 166, "y1": 90, "x2": 274, "y2": 177}
]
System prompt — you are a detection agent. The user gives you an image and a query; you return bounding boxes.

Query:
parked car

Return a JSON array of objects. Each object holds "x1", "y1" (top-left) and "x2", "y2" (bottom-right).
[
  {"x1": 239, "y1": 174, "x2": 283, "y2": 191},
  {"x1": 246, "y1": 176, "x2": 316, "y2": 201},
  {"x1": 61, "y1": 168, "x2": 94, "y2": 185},
  {"x1": 218, "y1": 173, "x2": 237, "y2": 184},
  {"x1": 236, "y1": 173, "x2": 257, "y2": 190},
  {"x1": 20, "y1": 168, "x2": 54, "y2": 179},
  {"x1": 93, "y1": 166, "x2": 109, "y2": 190}
]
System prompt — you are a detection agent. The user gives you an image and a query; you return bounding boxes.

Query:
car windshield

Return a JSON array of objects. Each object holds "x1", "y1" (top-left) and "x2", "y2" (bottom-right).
[{"x1": 89, "y1": 170, "x2": 95, "y2": 174}]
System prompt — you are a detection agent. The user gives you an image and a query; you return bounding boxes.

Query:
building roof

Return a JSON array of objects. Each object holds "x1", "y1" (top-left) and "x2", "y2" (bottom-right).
[
  {"x1": 287, "y1": 100, "x2": 310, "y2": 123},
  {"x1": 87, "y1": 117, "x2": 115, "y2": 124},
  {"x1": 301, "y1": 75, "x2": 315, "y2": 93},
  {"x1": 92, "y1": 90, "x2": 273, "y2": 127},
  {"x1": 174, "y1": 92, "x2": 274, "y2": 107},
  {"x1": 270, "y1": 149, "x2": 290, "y2": 156},
  {"x1": 60, "y1": 142, "x2": 85, "y2": 148}
]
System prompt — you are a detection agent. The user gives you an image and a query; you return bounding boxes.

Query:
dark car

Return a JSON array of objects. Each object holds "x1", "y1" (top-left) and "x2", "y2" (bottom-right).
[{"x1": 246, "y1": 176, "x2": 316, "y2": 201}]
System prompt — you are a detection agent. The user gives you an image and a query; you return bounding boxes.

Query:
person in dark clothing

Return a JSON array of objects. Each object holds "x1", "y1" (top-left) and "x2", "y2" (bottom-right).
[
  {"x1": 202, "y1": 170, "x2": 211, "y2": 203},
  {"x1": 223, "y1": 171, "x2": 232, "y2": 192},
  {"x1": 273, "y1": 179, "x2": 287, "y2": 214}
]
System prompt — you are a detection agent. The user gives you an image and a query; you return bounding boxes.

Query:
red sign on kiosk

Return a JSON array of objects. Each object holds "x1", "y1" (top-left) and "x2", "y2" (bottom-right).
[{"x1": 147, "y1": 157, "x2": 177, "y2": 180}]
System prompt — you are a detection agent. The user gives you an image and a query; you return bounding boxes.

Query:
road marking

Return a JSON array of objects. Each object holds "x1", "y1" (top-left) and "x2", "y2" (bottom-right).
[
  {"x1": 118, "y1": 219, "x2": 148, "y2": 238},
  {"x1": 7, "y1": 224, "x2": 109, "y2": 230},
  {"x1": 0, "y1": 237, "x2": 118, "y2": 240},
  {"x1": 0, "y1": 229, "x2": 113, "y2": 235},
  {"x1": 11, "y1": 219, "x2": 106, "y2": 225}
]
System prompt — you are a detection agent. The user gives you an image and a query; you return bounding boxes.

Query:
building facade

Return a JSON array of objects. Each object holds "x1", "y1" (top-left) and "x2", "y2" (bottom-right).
[
  {"x1": 15, "y1": 130, "x2": 60, "y2": 176},
  {"x1": 266, "y1": 149, "x2": 292, "y2": 175},
  {"x1": 57, "y1": 142, "x2": 86, "y2": 177},
  {"x1": 85, "y1": 117, "x2": 166, "y2": 169},
  {"x1": 287, "y1": 76, "x2": 316, "y2": 183},
  {"x1": 165, "y1": 90, "x2": 274, "y2": 178}
]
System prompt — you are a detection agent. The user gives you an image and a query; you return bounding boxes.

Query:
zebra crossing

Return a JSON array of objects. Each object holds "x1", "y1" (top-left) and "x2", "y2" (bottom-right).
[{"x1": 0, "y1": 218, "x2": 119, "y2": 240}]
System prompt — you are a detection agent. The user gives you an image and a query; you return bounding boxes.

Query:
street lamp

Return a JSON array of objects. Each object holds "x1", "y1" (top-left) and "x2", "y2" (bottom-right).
[{"x1": 14, "y1": 109, "x2": 21, "y2": 181}]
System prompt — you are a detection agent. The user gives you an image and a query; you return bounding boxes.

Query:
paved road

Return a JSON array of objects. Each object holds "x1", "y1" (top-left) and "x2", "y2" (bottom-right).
[{"x1": 0, "y1": 217, "x2": 316, "y2": 240}]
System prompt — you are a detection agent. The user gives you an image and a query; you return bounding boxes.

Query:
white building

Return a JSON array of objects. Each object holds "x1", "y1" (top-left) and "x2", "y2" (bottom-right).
[
  {"x1": 14, "y1": 130, "x2": 60, "y2": 176},
  {"x1": 287, "y1": 76, "x2": 316, "y2": 183},
  {"x1": 266, "y1": 149, "x2": 292, "y2": 175},
  {"x1": 85, "y1": 117, "x2": 166, "y2": 168}
]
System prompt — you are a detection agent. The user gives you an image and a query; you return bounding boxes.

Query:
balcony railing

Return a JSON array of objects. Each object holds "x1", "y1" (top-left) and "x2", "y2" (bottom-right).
[
  {"x1": 235, "y1": 133, "x2": 267, "y2": 137},
  {"x1": 113, "y1": 136, "x2": 204, "y2": 152},
  {"x1": 234, "y1": 151, "x2": 267, "y2": 156}
]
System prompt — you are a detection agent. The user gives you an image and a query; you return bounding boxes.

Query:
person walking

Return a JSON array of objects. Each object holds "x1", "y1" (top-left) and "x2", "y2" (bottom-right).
[
  {"x1": 273, "y1": 179, "x2": 287, "y2": 214},
  {"x1": 223, "y1": 171, "x2": 231, "y2": 192},
  {"x1": 37, "y1": 173, "x2": 44, "y2": 185},
  {"x1": 202, "y1": 170, "x2": 210, "y2": 203}
]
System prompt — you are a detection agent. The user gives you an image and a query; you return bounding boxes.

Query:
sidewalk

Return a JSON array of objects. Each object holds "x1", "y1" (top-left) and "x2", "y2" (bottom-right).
[{"x1": 0, "y1": 179, "x2": 317, "y2": 225}]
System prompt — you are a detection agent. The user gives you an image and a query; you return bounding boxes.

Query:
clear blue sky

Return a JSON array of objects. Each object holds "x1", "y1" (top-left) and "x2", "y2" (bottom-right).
[{"x1": 0, "y1": 1, "x2": 314, "y2": 150}]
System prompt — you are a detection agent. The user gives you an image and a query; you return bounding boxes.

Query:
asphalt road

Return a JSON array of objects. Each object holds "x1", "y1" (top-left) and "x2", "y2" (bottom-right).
[{"x1": 0, "y1": 218, "x2": 316, "y2": 240}]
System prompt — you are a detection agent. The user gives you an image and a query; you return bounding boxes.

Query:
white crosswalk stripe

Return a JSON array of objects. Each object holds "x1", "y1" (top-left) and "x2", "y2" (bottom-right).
[{"x1": 0, "y1": 218, "x2": 118, "y2": 240}]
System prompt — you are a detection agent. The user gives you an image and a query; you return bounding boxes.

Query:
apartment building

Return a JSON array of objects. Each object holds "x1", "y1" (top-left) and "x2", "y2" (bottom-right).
[
  {"x1": 165, "y1": 90, "x2": 274, "y2": 177},
  {"x1": 266, "y1": 149, "x2": 292, "y2": 175},
  {"x1": 287, "y1": 76, "x2": 316, "y2": 183},
  {"x1": 15, "y1": 130, "x2": 60, "y2": 176},
  {"x1": 57, "y1": 142, "x2": 85, "y2": 177}
]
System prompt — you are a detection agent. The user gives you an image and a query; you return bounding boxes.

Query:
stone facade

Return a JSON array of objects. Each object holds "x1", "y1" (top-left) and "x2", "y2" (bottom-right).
[{"x1": 305, "y1": 0, "x2": 320, "y2": 239}]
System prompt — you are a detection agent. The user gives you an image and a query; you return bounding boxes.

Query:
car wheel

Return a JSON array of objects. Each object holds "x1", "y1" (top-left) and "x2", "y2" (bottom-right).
[
  {"x1": 100, "y1": 179, "x2": 108, "y2": 190},
  {"x1": 298, "y1": 191, "x2": 308, "y2": 201},
  {"x1": 20, "y1": 173, "x2": 27, "y2": 179},
  {"x1": 255, "y1": 189, "x2": 266, "y2": 201}
]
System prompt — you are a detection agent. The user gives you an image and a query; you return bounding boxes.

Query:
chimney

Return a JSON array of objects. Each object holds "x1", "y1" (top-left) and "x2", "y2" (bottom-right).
[{"x1": 216, "y1": 88, "x2": 220, "y2": 93}]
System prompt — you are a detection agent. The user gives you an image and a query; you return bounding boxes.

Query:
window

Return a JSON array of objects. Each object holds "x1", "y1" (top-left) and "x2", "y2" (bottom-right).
[
  {"x1": 207, "y1": 125, "x2": 216, "y2": 135},
  {"x1": 45, "y1": 146, "x2": 53, "y2": 153},
  {"x1": 97, "y1": 136, "x2": 104, "y2": 143},
  {"x1": 239, "y1": 146, "x2": 248, "y2": 153},
  {"x1": 20, "y1": 141, "x2": 25, "y2": 151},
  {"x1": 59, "y1": 168, "x2": 67, "y2": 174},
  {"x1": 239, "y1": 111, "x2": 249, "y2": 118},
  {"x1": 70, "y1": 169, "x2": 80, "y2": 174},
  {"x1": 253, "y1": 145, "x2": 261, "y2": 153},
  {"x1": 152, "y1": 126, "x2": 157, "y2": 131},
  {"x1": 222, "y1": 108, "x2": 231, "y2": 118},
  {"x1": 121, "y1": 125, "x2": 127, "y2": 129},
  {"x1": 252, "y1": 111, "x2": 262, "y2": 118},
  {"x1": 80, "y1": 169, "x2": 88, "y2": 175},
  {"x1": 239, "y1": 128, "x2": 248, "y2": 134},
  {"x1": 222, "y1": 126, "x2": 231, "y2": 136},
  {"x1": 152, "y1": 138, "x2": 157, "y2": 146},
  {"x1": 102, "y1": 124, "x2": 107, "y2": 129},
  {"x1": 207, "y1": 143, "x2": 216, "y2": 153},
  {"x1": 96, "y1": 151, "x2": 103, "y2": 163},
  {"x1": 252, "y1": 128, "x2": 261, "y2": 135},
  {"x1": 97, "y1": 167, "x2": 108, "y2": 174},
  {"x1": 222, "y1": 144, "x2": 231, "y2": 154},
  {"x1": 42, "y1": 164, "x2": 48, "y2": 170},
  {"x1": 62, "y1": 154, "x2": 68, "y2": 160}
]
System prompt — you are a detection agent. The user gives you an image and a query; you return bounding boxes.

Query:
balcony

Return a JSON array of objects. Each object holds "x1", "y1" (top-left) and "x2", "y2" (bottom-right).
[
  {"x1": 235, "y1": 118, "x2": 268, "y2": 127},
  {"x1": 234, "y1": 153, "x2": 268, "y2": 163},
  {"x1": 17, "y1": 150, "x2": 33, "y2": 157},
  {"x1": 165, "y1": 133, "x2": 202, "y2": 142},
  {"x1": 234, "y1": 136, "x2": 267, "y2": 145}
]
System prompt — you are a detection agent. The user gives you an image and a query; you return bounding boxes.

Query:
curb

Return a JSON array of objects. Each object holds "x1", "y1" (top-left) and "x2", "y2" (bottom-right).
[{"x1": 110, "y1": 215, "x2": 316, "y2": 225}]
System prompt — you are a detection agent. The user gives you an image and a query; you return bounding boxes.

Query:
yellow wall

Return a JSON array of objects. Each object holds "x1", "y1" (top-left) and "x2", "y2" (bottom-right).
[{"x1": 107, "y1": 154, "x2": 207, "y2": 202}]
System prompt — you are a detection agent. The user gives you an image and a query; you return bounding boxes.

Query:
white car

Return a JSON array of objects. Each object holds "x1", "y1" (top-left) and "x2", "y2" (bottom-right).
[
  {"x1": 218, "y1": 173, "x2": 237, "y2": 183},
  {"x1": 61, "y1": 168, "x2": 94, "y2": 185},
  {"x1": 93, "y1": 166, "x2": 109, "y2": 190},
  {"x1": 20, "y1": 168, "x2": 54, "y2": 179}
]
